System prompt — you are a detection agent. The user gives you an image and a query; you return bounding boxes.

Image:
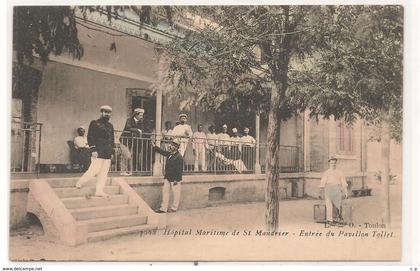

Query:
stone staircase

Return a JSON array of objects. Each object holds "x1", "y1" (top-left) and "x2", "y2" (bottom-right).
[{"x1": 26, "y1": 177, "x2": 165, "y2": 246}]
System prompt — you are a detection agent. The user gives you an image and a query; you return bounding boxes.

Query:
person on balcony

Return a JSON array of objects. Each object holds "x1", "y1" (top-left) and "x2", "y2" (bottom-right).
[
  {"x1": 217, "y1": 124, "x2": 231, "y2": 157},
  {"x1": 171, "y1": 113, "x2": 192, "y2": 157},
  {"x1": 215, "y1": 124, "x2": 230, "y2": 171},
  {"x1": 75, "y1": 105, "x2": 114, "y2": 197},
  {"x1": 319, "y1": 156, "x2": 348, "y2": 226},
  {"x1": 73, "y1": 126, "x2": 91, "y2": 172},
  {"x1": 206, "y1": 125, "x2": 218, "y2": 171},
  {"x1": 120, "y1": 108, "x2": 151, "y2": 174},
  {"x1": 230, "y1": 128, "x2": 242, "y2": 160},
  {"x1": 192, "y1": 124, "x2": 207, "y2": 172},
  {"x1": 240, "y1": 127, "x2": 256, "y2": 171},
  {"x1": 151, "y1": 138, "x2": 184, "y2": 213}
]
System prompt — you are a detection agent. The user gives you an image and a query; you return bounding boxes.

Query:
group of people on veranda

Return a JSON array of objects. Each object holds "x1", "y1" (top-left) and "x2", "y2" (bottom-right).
[
  {"x1": 73, "y1": 105, "x2": 350, "y2": 219},
  {"x1": 161, "y1": 114, "x2": 257, "y2": 173}
]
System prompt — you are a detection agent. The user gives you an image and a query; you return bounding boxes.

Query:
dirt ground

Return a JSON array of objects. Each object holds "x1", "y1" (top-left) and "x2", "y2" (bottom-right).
[{"x1": 9, "y1": 180, "x2": 402, "y2": 261}]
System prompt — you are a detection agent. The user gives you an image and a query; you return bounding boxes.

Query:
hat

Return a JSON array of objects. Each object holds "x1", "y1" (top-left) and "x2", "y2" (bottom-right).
[
  {"x1": 179, "y1": 113, "x2": 188, "y2": 119},
  {"x1": 232, "y1": 128, "x2": 238, "y2": 133},
  {"x1": 328, "y1": 155, "x2": 338, "y2": 162},
  {"x1": 244, "y1": 127, "x2": 250, "y2": 132},
  {"x1": 134, "y1": 108, "x2": 144, "y2": 114},
  {"x1": 222, "y1": 124, "x2": 228, "y2": 129},
  {"x1": 100, "y1": 105, "x2": 112, "y2": 112},
  {"x1": 171, "y1": 138, "x2": 181, "y2": 147}
]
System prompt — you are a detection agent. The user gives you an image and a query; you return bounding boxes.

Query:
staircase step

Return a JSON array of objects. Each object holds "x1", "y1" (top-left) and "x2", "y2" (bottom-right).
[
  {"x1": 70, "y1": 204, "x2": 138, "y2": 221},
  {"x1": 62, "y1": 194, "x2": 129, "y2": 209},
  {"x1": 54, "y1": 185, "x2": 120, "y2": 198},
  {"x1": 47, "y1": 178, "x2": 112, "y2": 188},
  {"x1": 47, "y1": 178, "x2": 78, "y2": 188},
  {"x1": 87, "y1": 224, "x2": 157, "y2": 242},
  {"x1": 77, "y1": 214, "x2": 148, "y2": 233}
]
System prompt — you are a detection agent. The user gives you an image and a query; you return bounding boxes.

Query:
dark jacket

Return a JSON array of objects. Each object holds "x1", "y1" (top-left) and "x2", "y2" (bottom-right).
[
  {"x1": 87, "y1": 118, "x2": 115, "y2": 159},
  {"x1": 120, "y1": 117, "x2": 150, "y2": 146},
  {"x1": 153, "y1": 146, "x2": 183, "y2": 182}
]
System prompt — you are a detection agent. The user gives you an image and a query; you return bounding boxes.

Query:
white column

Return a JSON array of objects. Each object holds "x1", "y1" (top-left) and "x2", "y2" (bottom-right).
[
  {"x1": 152, "y1": 53, "x2": 165, "y2": 177},
  {"x1": 254, "y1": 111, "x2": 262, "y2": 174},
  {"x1": 360, "y1": 120, "x2": 368, "y2": 188},
  {"x1": 303, "y1": 110, "x2": 311, "y2": 172}
]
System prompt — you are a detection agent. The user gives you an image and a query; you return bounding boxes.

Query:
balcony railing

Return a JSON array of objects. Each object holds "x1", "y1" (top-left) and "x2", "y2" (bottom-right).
[
  {"x1": 9, "y1": 126, "x2": 299, "y2": 176},
  {"x1": 11, "y1": 121, "x2": 42, "y2": 174},
  {"x1": 112, "y1": 131, "x2": 300, "y2": 175}
]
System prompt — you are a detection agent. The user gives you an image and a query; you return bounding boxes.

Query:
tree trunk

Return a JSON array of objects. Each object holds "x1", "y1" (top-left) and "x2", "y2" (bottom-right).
[
  {"x1": 380, "y1": 109, "x2": 391, "y2": 225},
  {"x1": 265, "y1": 85, "x2": 282, "y2": 232},
  {"x1": 264, "y1": 8, "x2": 292, "y2": 230}
]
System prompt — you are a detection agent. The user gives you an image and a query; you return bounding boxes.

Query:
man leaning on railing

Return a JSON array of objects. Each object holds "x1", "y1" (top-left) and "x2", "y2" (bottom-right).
[{"x1": 119, "y1": 108, "x2": 149, "y2": 175}]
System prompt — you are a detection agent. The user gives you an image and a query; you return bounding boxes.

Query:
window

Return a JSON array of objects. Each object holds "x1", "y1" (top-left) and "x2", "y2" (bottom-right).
[
  {"x1": 208, "y1": 187, "x2": 226, "y2": 202},
  {"x1": 336, "y1": 120, "x2": 354, "y2": 154}
]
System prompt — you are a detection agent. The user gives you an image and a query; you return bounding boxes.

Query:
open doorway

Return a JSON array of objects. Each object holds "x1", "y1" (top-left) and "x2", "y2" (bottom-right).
[
  {"x1": 132, "y1": 96, "x2": 156, "y2": 131},
  {"x1": 126, "y1": 88, "x2": 156, "y2": 131}
]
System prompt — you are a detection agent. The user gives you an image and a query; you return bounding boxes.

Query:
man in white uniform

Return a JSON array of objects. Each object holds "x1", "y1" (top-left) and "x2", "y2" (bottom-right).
[
  {"x1": 171, "y1": 113, "x2": 192, "y2": 156},
  {"x1": 206, "y1": 125, "x2": 218, "y2": 171},
  {"x1": 241, "y1": 127, "x2": 256, "y2": 146},
  {"x1": 75, "y1": 105, "x2": 114, "y2": 197},
  {"x1": 319, "y1": 156, "x2": 348, "y2": 225},
  {"x1": 192, "y1": 124, "x2": 207, "y2": 171},
  {"x1": 217, "y1": 124, "x2": 231, "y2": 157},
  {"x1": 230, "y1": 128, "x2": 242, "y2": 160},
  {"x1": 240, "y1": 127, "x2": 256, "y2": 171}
]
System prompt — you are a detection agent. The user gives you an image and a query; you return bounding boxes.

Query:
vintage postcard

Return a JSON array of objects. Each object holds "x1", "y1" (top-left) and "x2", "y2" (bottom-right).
[{"x1": 8, "y1": 5, "x2": 403, "y2": 261}]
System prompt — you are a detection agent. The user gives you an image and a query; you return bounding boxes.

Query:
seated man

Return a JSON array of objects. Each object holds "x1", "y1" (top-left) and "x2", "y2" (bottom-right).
[{"x1": 73, "y1": 126, "x2": 91, "y2": 172}]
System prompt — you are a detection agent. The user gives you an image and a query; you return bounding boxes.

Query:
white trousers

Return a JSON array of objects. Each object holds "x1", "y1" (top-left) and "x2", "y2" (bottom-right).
[
  {"x1": 194, "y1": 145, "x2": 206, "y2": 171},
  {"x1": 324, "y1": 184, "x2": 342, "y2": 221},
  {"x1": 160, "y1": 179, "x2": 182, "y2": 212},
  {"x1": 325, "y1": 194, "x2": 334, "y2": 221},
  {"x1": 76, "y1": 157, "x2": 111, "y2": 194}
]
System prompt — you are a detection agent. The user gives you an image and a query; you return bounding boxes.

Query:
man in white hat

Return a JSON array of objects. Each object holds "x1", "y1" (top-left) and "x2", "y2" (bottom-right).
[
  {"x1": 241, "y1": 127, "x2": 256, "y2": 170},
  {"x1": 75, "y1": 105, "x2": 114, "y2": 197},
  {"x1": 230, "y1": 127, "x2": 242, "y2": 160},
  {"x1": 217, "y1": 124, "x2": 231, "y2": 158},
  {"x1": 171, "y1": 113, "x2": 192, "y2": 156},
  {"x1": 192, "y1": 124, "x2": 207, "y2": 171},
  {"x1": 241, "y1": 127, "x2": 256, "y2": 146},
  {"x1": 119, "y1": 108, "x2": 150, "y2": 175},
  {"x1": 319, "y1": 156, "x2": 348, "y2": 226},
  {"x1": 206, "y1": 125, "x2": 218, "y2": 171},
  {"x1": 151, "y1": 138, "x2": 184, "y2": 213}
]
